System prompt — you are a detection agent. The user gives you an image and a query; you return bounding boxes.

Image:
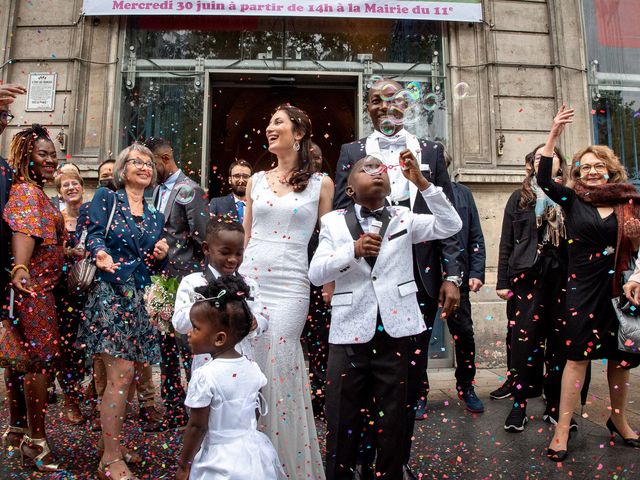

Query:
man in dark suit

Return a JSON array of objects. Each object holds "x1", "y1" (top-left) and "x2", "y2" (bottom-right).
[
  {"x1": 208, "y1": 159, "x2": 252, "y2": 222},
  {"x1": 146, "y1": 137, "x2": 209, "y2": 430},
  {"x1": 443, "y1": 149, "x2": 486, "y2": 413},
  {"x1": 334, "y1": 79, "x2": 462, "y2": 479}
]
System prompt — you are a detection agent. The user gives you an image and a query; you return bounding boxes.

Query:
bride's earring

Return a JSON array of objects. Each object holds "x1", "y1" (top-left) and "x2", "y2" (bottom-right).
[{"x1": 293, "y1": 141, "x2": 300, "y2": 152}]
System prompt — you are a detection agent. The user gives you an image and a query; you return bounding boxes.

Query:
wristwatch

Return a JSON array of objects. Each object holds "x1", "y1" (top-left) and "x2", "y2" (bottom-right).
[{"x1": 444, "y1": 275, "x2": 463, "y2": 288}]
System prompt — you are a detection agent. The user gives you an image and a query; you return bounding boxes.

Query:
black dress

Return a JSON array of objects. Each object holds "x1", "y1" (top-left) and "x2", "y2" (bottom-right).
[{"x1": 537, "y1": 156, "x2": 639, "y2": 367}]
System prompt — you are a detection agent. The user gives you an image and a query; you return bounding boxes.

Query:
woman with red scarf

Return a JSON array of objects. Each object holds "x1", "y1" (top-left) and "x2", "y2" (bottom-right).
[{"x1": 536, "y1": 106, "x2": 640, "y2": 462}]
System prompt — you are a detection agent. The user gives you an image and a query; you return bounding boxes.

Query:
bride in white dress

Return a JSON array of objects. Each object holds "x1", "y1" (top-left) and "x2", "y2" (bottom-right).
[{"x1": 240, "y1": 104, "x2": 334, "y2": 479}]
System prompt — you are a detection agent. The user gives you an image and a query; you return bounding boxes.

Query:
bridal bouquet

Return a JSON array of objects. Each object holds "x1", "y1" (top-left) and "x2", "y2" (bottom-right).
[{"x1": 143, "y1": 275, "x2": 179, "y2": 333}]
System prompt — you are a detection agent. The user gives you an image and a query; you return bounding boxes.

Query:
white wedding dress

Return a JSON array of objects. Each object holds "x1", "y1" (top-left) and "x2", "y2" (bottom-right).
[{"x1": 240, "y1": 171, "x2": 326, "y2": 479}]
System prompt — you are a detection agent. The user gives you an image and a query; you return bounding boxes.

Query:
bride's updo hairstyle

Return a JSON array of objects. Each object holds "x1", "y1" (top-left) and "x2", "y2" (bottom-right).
[{"x1": 274, "y1": 104, "x2": 316, "y2": 192}]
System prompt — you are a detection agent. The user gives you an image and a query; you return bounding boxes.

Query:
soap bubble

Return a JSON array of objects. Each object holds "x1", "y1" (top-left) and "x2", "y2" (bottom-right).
[
  {"x1": 175, "y1": 185, "x2": 196, "y2": 205},
  {"x1": 453, "y1": 82, "x2": 471, "y2": 100},
  {"x1": 379, "y1": 116, "x2": 396, "y2": 136},
  {"x1": 423, "y1": 93, "x2": 439, "y2": 111},
  {"x1": 366, "y1": 74, "x2": 383, "y2": 88},
  {"x1": 392, "y1": 89, "x2": 415, "y2": 109},
  {"x1": 402, "y1": 104, "x2": 422, "y2": 125},
  {"x1": 380, "y1": 82, "x2": 399, "y2": 101},
  {"x1": 388, "y1": 104, "x2": 406, "y2": 123},
  {"x1": 405, "y1": 81, "x2": 422, "y2": 101}
]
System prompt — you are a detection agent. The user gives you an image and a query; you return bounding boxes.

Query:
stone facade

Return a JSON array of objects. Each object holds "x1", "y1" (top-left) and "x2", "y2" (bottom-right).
[
  {"x1": 0, "y1": 0, "x2": 120, "y2": 176},
  {"x1": 0, "y1": 0, "x2": 592, "y2": 368}
]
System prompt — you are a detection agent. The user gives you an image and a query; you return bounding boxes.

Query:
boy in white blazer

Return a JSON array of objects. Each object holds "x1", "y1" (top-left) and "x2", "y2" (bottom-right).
[{"x1": 309, "y1": 154, "x2": 462, "y2": 480}]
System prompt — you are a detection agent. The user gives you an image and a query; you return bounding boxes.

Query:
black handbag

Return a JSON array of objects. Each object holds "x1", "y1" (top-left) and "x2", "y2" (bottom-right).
[{"x1": 67, "y1": 200, "x2": 116, "y2": 293}]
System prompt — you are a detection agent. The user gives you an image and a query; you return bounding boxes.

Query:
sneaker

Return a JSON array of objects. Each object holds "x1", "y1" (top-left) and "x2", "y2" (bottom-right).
[
  {"x1": 542, "y1": 407, "x2": 578, "y2": 432},
  {"x1": 414, "y1": 398, "x2": 428, "y2": 420},
  {"x1": 490, "y1": 380, "x2": 512, "y2": 400},
  {"x1": 504, "y1": 405, "x2": 528, "y2": 432},
  {"x1": 459, "y1": 387, "x2": 485, "y2": 413}
]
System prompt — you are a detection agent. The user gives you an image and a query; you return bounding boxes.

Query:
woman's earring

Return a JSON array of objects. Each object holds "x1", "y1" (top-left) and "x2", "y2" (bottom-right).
[{"x1": 293, "y1": 141, "x2": 300, "y2": 152}]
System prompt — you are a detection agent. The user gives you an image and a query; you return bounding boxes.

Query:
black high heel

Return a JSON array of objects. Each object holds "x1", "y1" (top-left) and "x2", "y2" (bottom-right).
[
  {"x1": 606, "y1": 418, "x2": 640, "y2": 448},
  {"x1": 547, "y1": 431, "x2": 572, "y2": 462}
]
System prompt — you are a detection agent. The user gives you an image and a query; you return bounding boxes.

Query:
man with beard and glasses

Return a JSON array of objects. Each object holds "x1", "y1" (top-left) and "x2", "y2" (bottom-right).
[{"x1": 209, "y1": 159, "x2": 253, "y2": 223}]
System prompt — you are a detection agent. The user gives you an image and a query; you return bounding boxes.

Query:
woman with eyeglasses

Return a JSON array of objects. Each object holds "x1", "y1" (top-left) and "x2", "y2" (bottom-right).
[
  {"x1": 77, "y1": 143, "x2": 169, "y2": 480},
  {"x1": 1, "y1": 125, "x2": 66, "y2": 472},
  {"x1": 537, "y1": 106, "x2": 640, "y2": 462},
  {"x1": 52, "y1": 164, "x2": 90, "y2": 425},
  {"x1": 496, "y1": 143, "x2": 571, "y2": 435}
]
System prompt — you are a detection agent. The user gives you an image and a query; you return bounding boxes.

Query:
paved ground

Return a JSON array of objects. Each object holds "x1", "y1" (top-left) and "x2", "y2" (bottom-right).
[{"x1": 2, "y1": 363, "x2": 640, "y2": 479}]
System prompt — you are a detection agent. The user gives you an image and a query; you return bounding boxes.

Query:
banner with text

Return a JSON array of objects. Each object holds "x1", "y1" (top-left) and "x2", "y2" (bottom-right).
[{"x1": 83, "y1": 0, "x2": 483, "y2": 22}]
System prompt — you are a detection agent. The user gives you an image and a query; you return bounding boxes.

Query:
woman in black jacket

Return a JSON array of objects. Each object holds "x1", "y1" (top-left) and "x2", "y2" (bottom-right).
[{"x1": 496, "y1": 144, "x2": 572, "y2": 433}]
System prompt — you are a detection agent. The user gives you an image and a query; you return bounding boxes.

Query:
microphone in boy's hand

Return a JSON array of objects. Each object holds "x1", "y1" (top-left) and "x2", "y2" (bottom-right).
[{"x1": 369, "y1": 219, "x2": 383, "y2": 235}]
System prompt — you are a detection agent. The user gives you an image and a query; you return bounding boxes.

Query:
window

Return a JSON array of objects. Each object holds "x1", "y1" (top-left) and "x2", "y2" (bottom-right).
[{"x1": 584, "y1": 0, "x2": 640, "y2": 180}]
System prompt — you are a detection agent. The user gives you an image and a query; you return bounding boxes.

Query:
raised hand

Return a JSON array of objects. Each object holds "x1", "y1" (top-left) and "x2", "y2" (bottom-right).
[
  {"x1": 399, "y1": 149, "x2": 429, "y2": 191},
  {"x1": 549, "y1": 105, "x2": 575, "y2": 139},
  {"x1": 542, "y1": 105, "x2": 575, "y2": 157}
]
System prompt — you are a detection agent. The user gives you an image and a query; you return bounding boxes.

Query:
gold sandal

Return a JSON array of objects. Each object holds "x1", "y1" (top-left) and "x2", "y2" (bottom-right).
[
  {"x1": 97, "y1": 457, "x2": 139, "y2": 480},
  {"x1": 2, "y1": 425, "x2": 28, "y2": 449},
  {"x1": 97, "y1": 438, "x2": 143, "y2": 464},
  {"x1": 19, "y1": 435, "x2": 61, "y2": 472}
]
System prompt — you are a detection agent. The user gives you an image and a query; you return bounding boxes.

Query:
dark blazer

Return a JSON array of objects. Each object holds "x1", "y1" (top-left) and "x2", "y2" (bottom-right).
[
  {"x1": 152, "y1": 171, "x2": 208, "y2": 279},
  {"x1": 0, "y1": 156, "x2": 13, "y2": 285},
  {"x1": 209, "y1": 193, "x2": 239, "y2": 219},
  {"x1": 334, "y1": 137, "x2": 461, "y2": 299},
  {"x1": 496, "y1": 190, "x2": 539, "y2": 290},
  {"x1": 451, "y1": 182, "x2": 486, "y2": 286},
  {"x1": 86, "y1": 188, "x2": 165, "y2": 289}
]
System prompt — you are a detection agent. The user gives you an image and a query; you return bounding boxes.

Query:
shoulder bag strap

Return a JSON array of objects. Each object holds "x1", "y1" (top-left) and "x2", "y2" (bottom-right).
[{"x1": 105, "y1": 196, "x2": 117, "y2": 241}]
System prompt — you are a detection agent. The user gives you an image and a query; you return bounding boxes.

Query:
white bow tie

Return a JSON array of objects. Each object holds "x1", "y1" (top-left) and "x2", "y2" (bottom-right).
[{"x1": 378, "y1": 135, "x2": 407, "y2": 149}]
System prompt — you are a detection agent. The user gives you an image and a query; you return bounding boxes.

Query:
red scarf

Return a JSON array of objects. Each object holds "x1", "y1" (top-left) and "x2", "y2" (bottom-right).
[{"x1": 573, "y1": 181, "x2": 640, "y2": 206}]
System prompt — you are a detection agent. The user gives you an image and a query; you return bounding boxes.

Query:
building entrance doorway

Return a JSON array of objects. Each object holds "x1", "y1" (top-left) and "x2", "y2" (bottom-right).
[{"x1": 203, "y1": 71, "x2": 361, "y2": 197}]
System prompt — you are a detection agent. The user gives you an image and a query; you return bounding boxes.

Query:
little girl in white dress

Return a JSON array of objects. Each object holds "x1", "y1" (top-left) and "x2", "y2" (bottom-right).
[{"x1": 176, "y1": 275, "x2": 285, "y2": 480}]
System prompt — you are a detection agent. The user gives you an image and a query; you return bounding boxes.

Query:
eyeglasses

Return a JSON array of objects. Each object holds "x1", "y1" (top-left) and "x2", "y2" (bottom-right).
[
  {"x1": 0, "y1": 112, "x2": 14, "y2": 123},
  {"x1": 231, "y1": 173, "x2": 251, "y2": 180},
  {"x1": 579, "y1": 162, "x2": 607, "y2": 174},
  {"x1": 127, "y1": 159, "x2": 154, "y2": 170},
  {"x1": 60, "y1": 180, "x2": 82, "y2": 190}
]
